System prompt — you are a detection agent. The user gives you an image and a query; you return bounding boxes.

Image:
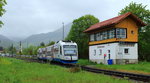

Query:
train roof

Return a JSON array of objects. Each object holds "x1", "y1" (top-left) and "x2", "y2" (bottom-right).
[
  {"x1": 37, "y1": 40, "x2": 77, "y2": 51},
  {"x1": 56, "y1": 40, "x2": 77, "y2": 45},
  {"x1": 57, "y1": 40, "x2": 76, "y2": 43}
]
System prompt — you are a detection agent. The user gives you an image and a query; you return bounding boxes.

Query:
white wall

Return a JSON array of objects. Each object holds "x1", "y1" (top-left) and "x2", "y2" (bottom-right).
[
  {"x1": 89, "y1": 43, "x2": 118, "y2": 63},
  {"x1": 89, "y1": 43, "x2": 138, "y2": 64},
  {"x1": 117, "y1": 43, "x2": 138, "y2": 59}
]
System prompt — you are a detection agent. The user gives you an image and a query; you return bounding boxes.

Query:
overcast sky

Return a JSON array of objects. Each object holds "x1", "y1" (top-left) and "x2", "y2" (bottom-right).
[{"x1": 0, "y1": 0, "x2": 150, "y2": 39}]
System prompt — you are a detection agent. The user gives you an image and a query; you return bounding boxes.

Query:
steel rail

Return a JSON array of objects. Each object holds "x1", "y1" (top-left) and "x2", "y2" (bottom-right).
[{"x1": 80, "y1": 66, "x2": 150, "y2": 82}]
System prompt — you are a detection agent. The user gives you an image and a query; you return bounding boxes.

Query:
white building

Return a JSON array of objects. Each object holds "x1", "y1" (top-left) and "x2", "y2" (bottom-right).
[{"x1": 84, "y1": 12, "x2": 146, "y2": 64}]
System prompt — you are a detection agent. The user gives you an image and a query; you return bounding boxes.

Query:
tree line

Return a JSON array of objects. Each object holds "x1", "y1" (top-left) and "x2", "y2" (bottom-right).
[{"x1": 21, "y1": 41, "x2": 55, "y2": 55}]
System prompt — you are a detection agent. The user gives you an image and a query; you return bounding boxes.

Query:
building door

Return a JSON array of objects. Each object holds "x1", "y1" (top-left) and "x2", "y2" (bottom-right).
[{"x1": 108, "y1": 50, "x2": 110, "y2": 59}]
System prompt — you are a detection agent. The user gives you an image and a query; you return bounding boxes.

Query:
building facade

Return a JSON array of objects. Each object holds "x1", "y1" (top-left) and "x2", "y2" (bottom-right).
[{"x1": 84, "y1": 12, "x2": 146, "y2": 64}]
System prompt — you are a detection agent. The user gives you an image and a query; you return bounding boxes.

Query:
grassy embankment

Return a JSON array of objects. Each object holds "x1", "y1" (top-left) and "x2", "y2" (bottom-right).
[
  {"x1": 78, "y1": 59, "x2": 150, "y2": 75},
  {"x1": 0, "y1": 57, "x2": 131, "y2": 83}
]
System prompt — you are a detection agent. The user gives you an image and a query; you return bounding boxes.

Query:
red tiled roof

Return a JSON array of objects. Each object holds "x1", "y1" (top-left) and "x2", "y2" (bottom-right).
[{"x1": 84, "y1": 12, "x2": 146, "y2": 33}]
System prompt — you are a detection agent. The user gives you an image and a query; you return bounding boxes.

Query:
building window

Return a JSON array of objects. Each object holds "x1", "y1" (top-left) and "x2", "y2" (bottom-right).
[
  {"x1": 100, "y1": 33, "x2": 103, "y2": 40},
  {"x1": 96, "y1": 33, "x2": 100, "y2": 41},
  {"x1": 94, "y1": 50, "x2": 96, "y2": 56},
  {"x1": 116, "y1": 28, "x2": 126, "y2": 38},
  {"x1": 108, "y1": 29, "x2": 115, "y2": 39},
  {"x1": 89, "y1": 28, "x2": 126, "y2": 42},
  {"x1": 124, "y1": 48, "x2": 129, "y2": 54},
  {"x1": 99, "y1": 49, "x2": 102, "y2": 55},
  {"x1": 90, "y1": 34, "x2": 95, "y2": 41},
  {"x1": 103, "y1": 31, "x2": 107, "y2": 40},
  {"x1": 96, "y1": 32, "x2": 104, "y2": 41}
]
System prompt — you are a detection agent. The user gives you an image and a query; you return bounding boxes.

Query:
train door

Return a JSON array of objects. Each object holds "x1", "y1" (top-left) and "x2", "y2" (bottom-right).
[
  {"x1": 51, "y1": 46, "x2": 54, "y2": 59},
  {"x1": 59, "y1": 46, "x2": 62, "y2": 59}
]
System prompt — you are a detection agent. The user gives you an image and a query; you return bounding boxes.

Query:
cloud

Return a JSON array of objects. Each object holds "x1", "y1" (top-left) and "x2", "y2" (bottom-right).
[{"x1": 0, "y1": 0, "x2": 149, "y2": 39}]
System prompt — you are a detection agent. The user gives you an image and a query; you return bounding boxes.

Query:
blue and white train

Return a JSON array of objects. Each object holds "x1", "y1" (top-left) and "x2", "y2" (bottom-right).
[{"x1": 37, "y1": 40, "x2": 78, "y2": 64}]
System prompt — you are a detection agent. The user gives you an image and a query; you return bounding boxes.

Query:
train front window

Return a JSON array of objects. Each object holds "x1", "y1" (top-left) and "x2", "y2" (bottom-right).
[
  {"x1": 63, "y1": 45, "x2": 76, "y2": 48},
  {"x1": 63, "y1": 45, "x2": 77, "y2": 55},
  {"x1": 64, "y1": 50, "x2": 76, "y2": 55}
]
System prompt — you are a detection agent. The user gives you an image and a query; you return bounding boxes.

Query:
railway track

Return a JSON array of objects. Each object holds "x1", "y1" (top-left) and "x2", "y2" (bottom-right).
[
  {"x1": 12, "y1": 57, "x2": 150, "y2": 82},
  {"x1": 80, "y1": 66, "x2": 150, "y2": 82}
]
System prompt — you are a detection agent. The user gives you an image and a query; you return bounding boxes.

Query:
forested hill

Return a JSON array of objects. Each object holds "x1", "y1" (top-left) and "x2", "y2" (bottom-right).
[
  {"x1": 22, "y1": 23, "x2": 72, "y2": 46},
  {"x1": 0, "y1": 23, "x2": 72, "y2": 48},
  {"x1": 0, "y1": 34, "x2": 15, "y2": 47}
]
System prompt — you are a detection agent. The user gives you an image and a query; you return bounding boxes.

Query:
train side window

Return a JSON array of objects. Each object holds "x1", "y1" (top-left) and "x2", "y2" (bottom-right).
[{"x1": 60, "y1": 46, "x2": 62, "y2": 55}]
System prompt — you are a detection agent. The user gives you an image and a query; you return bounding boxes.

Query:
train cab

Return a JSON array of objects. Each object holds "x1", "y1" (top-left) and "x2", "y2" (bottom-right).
[
  {"x1": 37, "y1": 40, "x2": 78, "y2": 64},
  {"x1": 53, "y1": 40, "x2": 78, "y2": 64}
]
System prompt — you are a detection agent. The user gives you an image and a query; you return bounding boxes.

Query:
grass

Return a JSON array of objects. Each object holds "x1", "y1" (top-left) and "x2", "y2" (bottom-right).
[
  {"x1": 78, "y1": 59, "x2": 150, "y2": 74},
  {"x1": 0, "y1": 57, "x2": 131, "y2": 83},
  {"x1": 77, "y1": 59, "x2": 97, "y2": 65}
]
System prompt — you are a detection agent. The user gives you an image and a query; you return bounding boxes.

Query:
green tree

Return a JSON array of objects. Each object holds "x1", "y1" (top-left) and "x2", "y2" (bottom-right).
[
  {"x1": 66, "y1": 15, "x2": 99, "y2": 59},
  {"x1": 40, "y1": 42, "x2": 45, "y2": 46},
  {"x1": 7, "y1": 45, "x2": 17, "y2": 55},
  {"x1": 47, "y1": 41, "x2": 55, "y2": 46},
  {"x1": 0, "y1": 0, "x2": 7, "y2": 27},
  {"x1": 119, "y1": 2, "x2": 150, "y2": 61},
  {"x1": 22, "y1": 45, "x2": 37, "y2": 55},
  {"x1": 22, "y1": 48, "x2": 28, "y2": 55}
]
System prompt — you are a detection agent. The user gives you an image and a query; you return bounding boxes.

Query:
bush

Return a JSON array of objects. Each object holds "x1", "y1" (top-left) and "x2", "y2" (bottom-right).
[{"x1": 68, "y1": 67, "x2": 81, "y2": 73}]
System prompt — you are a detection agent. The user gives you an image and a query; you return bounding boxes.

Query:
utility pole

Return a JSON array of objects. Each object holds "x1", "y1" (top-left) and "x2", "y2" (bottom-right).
[
  {"x1": 20, "y1": 41, "x2": 22, "y2": 55},
  {"x1": 12, "y1": 44, "x2": 13, "y2": 56},
  {"x1": 27, "y1": 42, "x2": 28, "y2": 48},
  {"x1": 62, "y1": 22, "x2": 64, "y2": 40}
]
